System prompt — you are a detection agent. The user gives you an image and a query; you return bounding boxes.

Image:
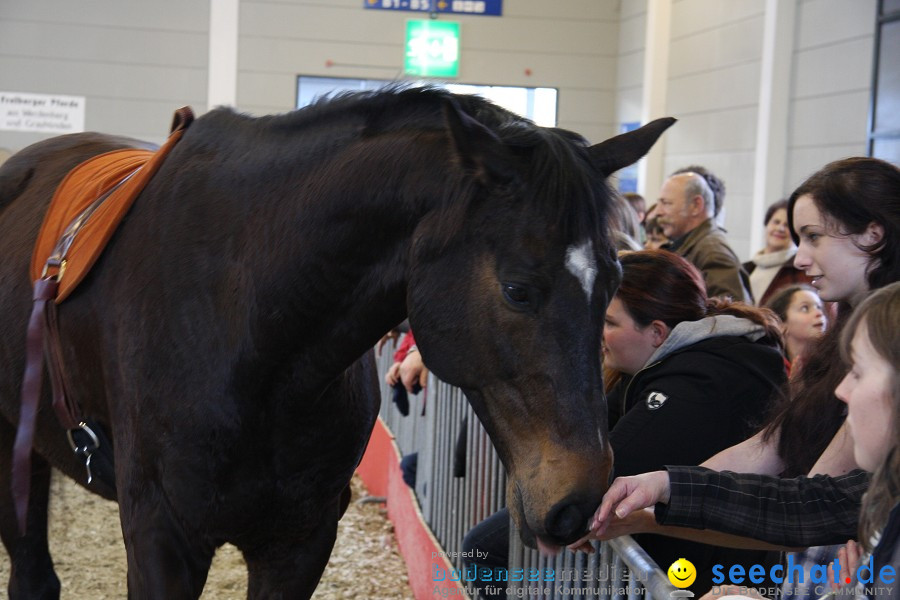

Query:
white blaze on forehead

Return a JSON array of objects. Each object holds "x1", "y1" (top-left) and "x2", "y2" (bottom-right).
[{"x1": 565, "y1": 240, "x2": 597, "y2": 301}]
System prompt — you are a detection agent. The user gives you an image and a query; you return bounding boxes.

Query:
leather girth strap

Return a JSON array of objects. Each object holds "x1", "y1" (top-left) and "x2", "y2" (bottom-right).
[
  {"x1": 11, "y1": 279, "x2": 59, "y2": 535},
  {"x1": 12, "y1": 107, "x2": 194, "y2": 535}
]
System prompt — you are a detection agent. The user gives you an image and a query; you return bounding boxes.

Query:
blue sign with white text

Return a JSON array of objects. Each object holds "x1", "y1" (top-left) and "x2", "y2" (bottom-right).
[{"x1": 364, "y1": 0, "x2": 502, "y2": 17}]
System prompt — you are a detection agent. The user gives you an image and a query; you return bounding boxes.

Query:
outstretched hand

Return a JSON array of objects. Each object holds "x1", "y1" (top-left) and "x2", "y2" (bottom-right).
[{"x1": 590, "y1": 471, "x2": 671, "y2": 537}]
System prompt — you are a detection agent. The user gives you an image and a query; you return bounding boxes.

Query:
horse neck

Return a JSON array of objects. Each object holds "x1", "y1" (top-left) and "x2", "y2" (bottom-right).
[{"x1": 236, "y1": 131, "x2": 456, "y2": 383}]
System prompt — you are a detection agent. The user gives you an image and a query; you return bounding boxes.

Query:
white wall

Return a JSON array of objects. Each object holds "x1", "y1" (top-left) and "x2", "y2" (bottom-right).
[
  {"x1": 615, "y1": 0, "x2": 647, "y2": 130},
  {"x1": 0, "y1": 0, "x2": 210, "y2": 150},
  {"x1": 613, "y1": 0, "x2": 877, "y2": 260},
  {"x1": 235, "y1": 0, "x2": 620, "y2": 143},
  {"x1": 785, "y1": 0, "x2": 877, "y2": 191},
  {"x1": 664, "y1": 0, "x2": 765, "y2": 259}
]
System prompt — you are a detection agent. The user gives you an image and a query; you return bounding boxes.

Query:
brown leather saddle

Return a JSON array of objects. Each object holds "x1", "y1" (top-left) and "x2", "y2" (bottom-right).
[
  {"x1": 32, "y1": 107, "x2": 194, "y2": 301},
  {"x1": 12, "y1": 107, "x2": 194, "y2": 534}
]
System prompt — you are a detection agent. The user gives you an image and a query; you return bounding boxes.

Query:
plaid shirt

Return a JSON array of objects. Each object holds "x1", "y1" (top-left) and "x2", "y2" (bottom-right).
[{"x1": 655, "y1": 466, "x2": 870, "y2": 547}]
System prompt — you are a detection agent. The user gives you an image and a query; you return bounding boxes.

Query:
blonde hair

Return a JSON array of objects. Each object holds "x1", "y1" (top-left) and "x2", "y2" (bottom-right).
[{"x1": 840, "y1": 282, "x2": 900, "y2": 549}]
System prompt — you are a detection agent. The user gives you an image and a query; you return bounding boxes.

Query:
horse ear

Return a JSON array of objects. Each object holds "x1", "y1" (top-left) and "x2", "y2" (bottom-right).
[
  {"x1": 588, "y1": 117, "x2": 676, "y2": 177},
  {"x1": 443, "y1": 98, "x2": 512, "y2": 184}
]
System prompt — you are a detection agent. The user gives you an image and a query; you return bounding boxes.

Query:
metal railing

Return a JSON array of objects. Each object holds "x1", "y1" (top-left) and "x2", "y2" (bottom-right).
[{"x1": 375, "y1": 338, "x2": 678, "y2": 600}]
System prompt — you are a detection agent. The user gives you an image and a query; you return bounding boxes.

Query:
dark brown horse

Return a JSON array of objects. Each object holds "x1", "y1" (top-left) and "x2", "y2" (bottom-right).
[{"x1": 0, "y1": 86, "x2": 673, "y2": 599}]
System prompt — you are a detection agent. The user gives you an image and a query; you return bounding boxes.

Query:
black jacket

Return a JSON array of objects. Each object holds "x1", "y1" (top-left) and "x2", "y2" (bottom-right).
[
  {"x1": 607, "y1": 319, "x2": 788, "y2": 594},
  {"x1": 609, "y1": 335, "x2": 786, "y2": 477}
]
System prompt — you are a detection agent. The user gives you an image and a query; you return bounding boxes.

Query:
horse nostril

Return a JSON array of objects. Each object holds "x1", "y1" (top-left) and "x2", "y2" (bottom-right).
[{"x1": 545, "y1": 502, "x2": 588, "y2": 544}]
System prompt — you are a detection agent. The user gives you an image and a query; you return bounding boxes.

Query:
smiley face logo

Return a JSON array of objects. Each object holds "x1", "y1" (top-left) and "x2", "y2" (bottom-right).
[{"x1": 667, "y1": 558, "x2": 696, "y2": 588}]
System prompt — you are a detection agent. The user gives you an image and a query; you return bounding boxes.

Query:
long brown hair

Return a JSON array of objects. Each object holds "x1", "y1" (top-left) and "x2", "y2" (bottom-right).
[
  {"x1": 840, "y1": 283, "x2": 900, "y2": 549},
  {"x1": 766, "y1": 158, "x2": 900, "y2": 476}
]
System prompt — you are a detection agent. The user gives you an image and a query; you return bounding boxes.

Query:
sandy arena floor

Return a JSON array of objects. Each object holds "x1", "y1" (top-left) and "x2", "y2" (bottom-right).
[{"x1": 0, "y1": 472, "x2": 414, "y2": 599}]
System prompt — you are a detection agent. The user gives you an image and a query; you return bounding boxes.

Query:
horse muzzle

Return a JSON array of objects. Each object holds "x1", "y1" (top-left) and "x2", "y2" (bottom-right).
[
  {"x1": 543, "y1": 495, "x2": 597, "y2": 545},
  {"x1": 509, "y1": 476, "x2": 607, "y2": 550}
]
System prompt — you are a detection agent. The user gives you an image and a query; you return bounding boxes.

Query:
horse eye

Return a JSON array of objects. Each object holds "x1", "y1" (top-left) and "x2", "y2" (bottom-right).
[{"x1": 502, "y1": 283, "x2": 531, "y2": 308}]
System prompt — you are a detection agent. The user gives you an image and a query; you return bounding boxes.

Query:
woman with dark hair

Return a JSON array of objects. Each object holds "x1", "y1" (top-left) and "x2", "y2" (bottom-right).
[
  {"x1": 463, "y1": 249, "x2": 787, "y2": 597},
  {"x1": 769, "y1": 156, "x2": 900, "y2": 480},
  {"x1": 743, "y1": 199, "x2": 813, "y2": 306}
]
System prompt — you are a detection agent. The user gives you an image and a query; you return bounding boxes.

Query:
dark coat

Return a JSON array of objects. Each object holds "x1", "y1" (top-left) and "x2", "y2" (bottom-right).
[
  {"x1": 609, "y1": 335, "x2": 786, "y2": 477},
  {"x1": 667, "y1": 219, "x2": 752, "y2": 302},
  {"x1": 608, "y1": 333, "x2": 787, "y2": 595}
]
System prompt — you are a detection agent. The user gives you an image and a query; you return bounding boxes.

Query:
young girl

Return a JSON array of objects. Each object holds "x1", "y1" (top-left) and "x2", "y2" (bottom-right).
[
  {"x1": 588, "y1": 281, "x2": 900, "y2": 599},
  {"x1": 644, "y1": 215, "x2": 669, "y2": 250},
  {"x1": 764, "y1": 283, "x2": 827, "y2": 372}
]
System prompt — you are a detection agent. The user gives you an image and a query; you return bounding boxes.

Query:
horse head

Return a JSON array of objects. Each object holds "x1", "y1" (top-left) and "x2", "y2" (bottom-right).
[{"x1": 407, "y1": 101, "x2": 674, "y2": 549}]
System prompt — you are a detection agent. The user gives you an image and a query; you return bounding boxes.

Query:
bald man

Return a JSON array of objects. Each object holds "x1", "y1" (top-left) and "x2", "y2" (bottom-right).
[{"x1": 656, "y1": 172, "x2": 752, "y2": 302}]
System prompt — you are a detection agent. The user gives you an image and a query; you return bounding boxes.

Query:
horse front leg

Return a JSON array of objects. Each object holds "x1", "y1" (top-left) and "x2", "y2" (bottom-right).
[
  {"x1": 243, "y1": 501, "x2": 340, "y2": 600},
  {"x1": 0, "y1": 419, "x2": 60, "y2": 600},
  {"x1": 118, "y1": 478, "x2": 214, "y2": 599}
]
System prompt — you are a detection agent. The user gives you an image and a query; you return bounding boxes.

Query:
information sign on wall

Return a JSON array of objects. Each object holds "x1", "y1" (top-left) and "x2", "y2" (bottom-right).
[
  {"x1": 404, "y1": 20, "x2": 460, "y2": 78},
  {"x1": 365, "y1": 0, "x2": 502, "y2": 17},
  {"x1": 0, "y1": 92, "x2": 85, "y2": 134}
]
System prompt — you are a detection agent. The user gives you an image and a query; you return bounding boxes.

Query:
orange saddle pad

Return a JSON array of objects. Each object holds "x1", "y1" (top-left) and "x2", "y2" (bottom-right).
[{"x1": 30, "y1": 108, "x2": 192, "y2": 303}]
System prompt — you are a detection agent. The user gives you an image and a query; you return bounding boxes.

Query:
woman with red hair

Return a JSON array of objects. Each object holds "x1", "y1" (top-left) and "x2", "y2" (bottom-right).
[
  {"x1": 604, "y1": 249, "x2": 785, "y2": 477},
  {"x1": 600, "y1": 250, "x2": 787, "y2": 592}
]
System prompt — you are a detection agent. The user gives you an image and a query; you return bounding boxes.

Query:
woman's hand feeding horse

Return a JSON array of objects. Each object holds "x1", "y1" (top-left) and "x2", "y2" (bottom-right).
[{"x1": 0, "y1": 86, "x2": 673, "y2": 599}]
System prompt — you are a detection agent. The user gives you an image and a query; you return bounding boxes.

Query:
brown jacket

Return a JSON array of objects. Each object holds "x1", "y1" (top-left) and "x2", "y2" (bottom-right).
[{"x1": 666, "y1": 219, "x2": 752, "y2": 303}]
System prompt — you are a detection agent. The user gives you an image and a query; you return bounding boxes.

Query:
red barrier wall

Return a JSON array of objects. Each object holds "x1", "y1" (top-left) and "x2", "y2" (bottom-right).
[{"x1": 356, "y1": 417, "x2": 469, "y2": 600}]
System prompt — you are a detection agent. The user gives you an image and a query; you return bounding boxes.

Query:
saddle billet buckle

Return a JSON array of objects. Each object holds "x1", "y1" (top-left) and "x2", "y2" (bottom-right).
[
  {"x1": 66, "y1": 422, "x2": 100, "y2": 485},
  {"x1": 40, "y1": 257, "x2": 67, "y2": 281}
]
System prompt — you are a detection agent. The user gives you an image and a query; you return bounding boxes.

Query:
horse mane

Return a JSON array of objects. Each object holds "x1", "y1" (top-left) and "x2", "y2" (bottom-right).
[{"x1": 198, "y1": 85, "x2": 612, "y2": 249}]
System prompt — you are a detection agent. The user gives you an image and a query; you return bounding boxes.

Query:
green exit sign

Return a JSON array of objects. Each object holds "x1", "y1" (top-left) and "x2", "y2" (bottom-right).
[{"x1": 404, "y1": 19, "x2": 460, "y2": 78}]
